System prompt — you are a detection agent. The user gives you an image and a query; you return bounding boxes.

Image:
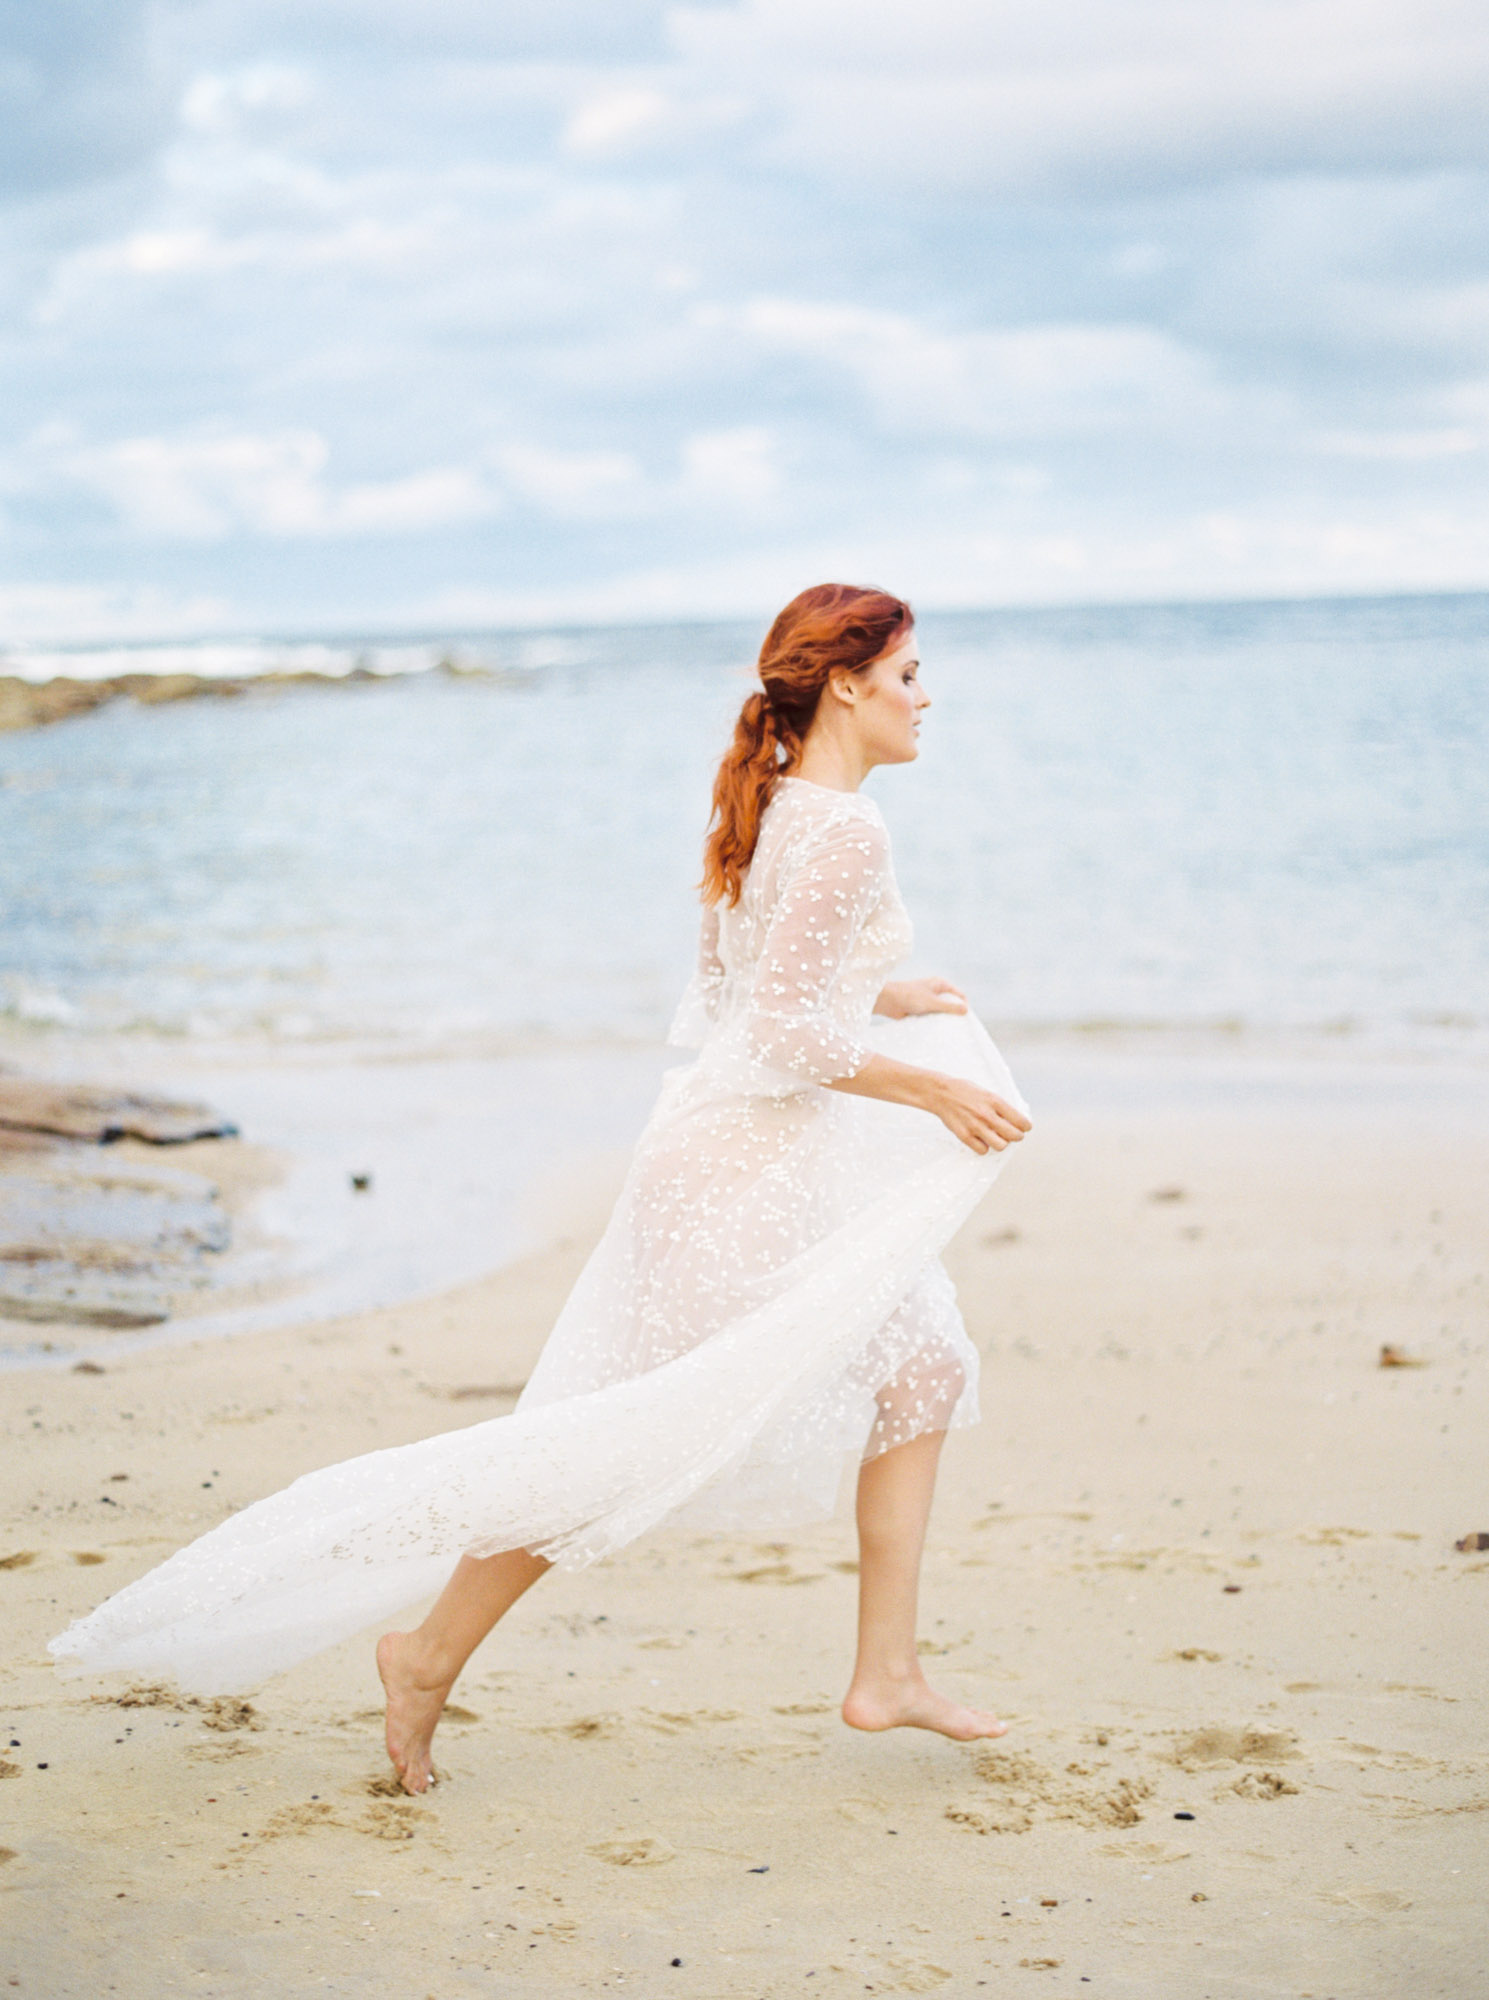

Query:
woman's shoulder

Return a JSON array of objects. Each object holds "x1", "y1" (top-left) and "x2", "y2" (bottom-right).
[
  {"x1": 767, "y1": 779, "x2": 890, "y2": 868},
  {"x1": 772, "y1": 777, "x2": 887, "y2": 831}
]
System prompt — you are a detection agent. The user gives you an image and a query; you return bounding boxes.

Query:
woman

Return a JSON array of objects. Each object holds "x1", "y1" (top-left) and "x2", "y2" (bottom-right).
[{"x1": 51, "y1": 583, "x2": 1031, "y2": 1798}]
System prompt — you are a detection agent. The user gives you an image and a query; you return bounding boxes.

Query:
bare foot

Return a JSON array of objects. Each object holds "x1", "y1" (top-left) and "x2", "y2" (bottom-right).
[
  {"x1": 377, "y1": 1631, "x2": 454, "y2": 1794},
  {"x1": 841, "y1": 1674, "x2": 1008, "y2": 1742}
]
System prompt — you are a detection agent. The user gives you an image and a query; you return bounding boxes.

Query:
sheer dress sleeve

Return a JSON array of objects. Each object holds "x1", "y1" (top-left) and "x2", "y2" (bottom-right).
[
  {"x1": 666, "y1": 900, "x2": 725, "y2": 1049},
  {"x1": 744, "y1": 809, "x2": 889, "y2": 1086}
]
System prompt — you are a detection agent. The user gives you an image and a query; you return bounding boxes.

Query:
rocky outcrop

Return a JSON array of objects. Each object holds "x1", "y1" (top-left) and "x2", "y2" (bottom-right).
[
  {"x1": 0, "y1": 659, "x2": 497, "y2": 733},
  {"x1": 0, "y1": 1079, "x2": 237, "y2": 1146},
  {"x1": 0, "y1": 1079, "x2": 238, "y2": 1334}
]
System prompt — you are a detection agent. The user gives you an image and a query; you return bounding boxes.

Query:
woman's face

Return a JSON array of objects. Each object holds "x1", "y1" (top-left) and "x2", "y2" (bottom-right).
[{"x1": 843, "y1": 628, "x2": 930, "y2": 766}]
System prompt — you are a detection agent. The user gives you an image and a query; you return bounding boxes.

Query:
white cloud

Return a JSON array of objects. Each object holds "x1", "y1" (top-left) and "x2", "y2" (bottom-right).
[
  {"x1": 2, "y1": 0, "x2": 1487, "y2": 634},
  {"x1": 18, "y1": 428, "x2": 498, "y2": 540},
  {"x1": 679, "y1": 426, "x2": 781, "y2": 507},
  {"x1": 729, "y1": 300, "x2": 1218, "y2": 437},
  {"x1": 671, "y1": 0, "x2": 1489, "y2": 193},
  {"x1": 494, "y1": 443, "x2": 645, "y2": 518},
  {"x1": 562, "y1": 87, "x2": 672, "y2": 157},
  {"x1": 1312, "y1": 427, "x2": 1481, "y2": 460},
  {"x1": 0, "y1": 581, "x2": 234, "y2": 648}
]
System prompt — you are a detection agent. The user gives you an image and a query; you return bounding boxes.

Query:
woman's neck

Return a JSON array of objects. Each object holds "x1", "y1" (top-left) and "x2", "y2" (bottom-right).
[{"x1": 792, "y1": 727, "x2": 870, "y2": 793}]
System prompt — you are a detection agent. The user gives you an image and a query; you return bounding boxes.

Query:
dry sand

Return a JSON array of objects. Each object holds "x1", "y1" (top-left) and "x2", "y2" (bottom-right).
[{"x1": 1, "y1": 1058, "x2": 1486, "y2": 1998}]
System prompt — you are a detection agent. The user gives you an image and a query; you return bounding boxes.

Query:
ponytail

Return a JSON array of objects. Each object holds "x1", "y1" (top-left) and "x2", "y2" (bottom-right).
[
  {"x1": 700, "y1": 582, "x2": 912, "y2": 906},
  {"x1": 701, "y1": 691, "x2": 799, "y2": 907}
]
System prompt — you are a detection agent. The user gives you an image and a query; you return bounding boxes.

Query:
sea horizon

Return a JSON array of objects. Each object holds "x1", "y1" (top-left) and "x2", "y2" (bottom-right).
[{"x1": 5, "y1": 581, "x2": 1489, "y2": 682}]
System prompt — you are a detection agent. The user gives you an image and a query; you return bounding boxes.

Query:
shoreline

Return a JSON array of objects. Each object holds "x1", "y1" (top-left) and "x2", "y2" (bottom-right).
[{"x1": 3, "y1": 1025, "x2": 1487, "y2": 1374}]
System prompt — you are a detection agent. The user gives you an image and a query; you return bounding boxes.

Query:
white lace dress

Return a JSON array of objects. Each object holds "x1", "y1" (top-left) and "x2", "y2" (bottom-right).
[{"x1": 51, "y1": 779, "x2": 1027, "y2": 1693}]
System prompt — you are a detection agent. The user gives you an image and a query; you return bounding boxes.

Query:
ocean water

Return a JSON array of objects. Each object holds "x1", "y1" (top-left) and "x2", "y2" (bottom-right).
[
  {"x1": 3, "y1": 591, "x2": 1486, "y2": 1358},
  {"x1": 3, "y1": 593, "x2": 1486, "y2": 1053}
]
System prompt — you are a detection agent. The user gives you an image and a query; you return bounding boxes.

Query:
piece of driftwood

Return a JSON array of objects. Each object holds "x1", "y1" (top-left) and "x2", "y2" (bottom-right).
[{"x1": 0, "y1": 1079, "x2": 237, "y2": 1145}]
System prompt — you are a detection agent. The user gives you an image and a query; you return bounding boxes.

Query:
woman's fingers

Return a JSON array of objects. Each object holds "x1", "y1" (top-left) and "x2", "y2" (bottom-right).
[
  {"x1": 928, "y1": 978, "x2": 969, "y2": 1011},
  {"x1": 948, "y1": 1090, "x2": 1030, "y2": 1153}
]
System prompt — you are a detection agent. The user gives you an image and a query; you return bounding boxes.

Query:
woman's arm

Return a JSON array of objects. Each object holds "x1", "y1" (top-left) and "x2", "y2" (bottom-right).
[
  {"x1": 743, "y1": 814, "x2": 891, "y2": 1085},
  {"x1": 666, "y1": 902, "x2": 726, "y2": 1050},
  {"x1": 828, "y1": 1054, "x2": 1030, "y2": 1156}
]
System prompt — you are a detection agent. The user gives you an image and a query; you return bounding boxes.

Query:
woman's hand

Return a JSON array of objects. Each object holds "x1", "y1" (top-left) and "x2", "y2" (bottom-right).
[
  {"x1": 924, "y1": 1074, "x2": 1031, "y2": 1155},
  {"x1": 830, "y1": 1054, "x2": 1032, "y2": 1155},
  {"x1": 875, "y1": 977, "x2": 969, "y2": 1019}
]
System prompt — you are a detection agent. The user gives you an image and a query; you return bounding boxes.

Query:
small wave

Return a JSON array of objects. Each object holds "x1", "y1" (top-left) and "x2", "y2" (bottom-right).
[{"x1": 0, "y1": 631, "x2": 580, "y2": 687}]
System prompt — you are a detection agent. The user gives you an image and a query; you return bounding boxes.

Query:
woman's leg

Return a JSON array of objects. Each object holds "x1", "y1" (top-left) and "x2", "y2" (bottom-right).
[
  {"x1": 378, "y1": 1547, "x2": 550, "y2": 1793},
  {"x1": 841, "y1": 1429, "x2": 1007, "y2": 1741}
]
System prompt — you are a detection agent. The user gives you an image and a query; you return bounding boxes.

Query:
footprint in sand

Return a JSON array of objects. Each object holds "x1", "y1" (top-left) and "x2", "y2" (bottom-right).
[
  {"x1": 645, "y1": 1708, "x2": 743, "y2": 1732},
  {"x1": 70, "y1": 1551, "x2": 106, "y2": 1566},
  {"x1": 869, "y1": 1956, "x2": 952, "y2": 1992},
  {"x1": 586, "y1": 1836, "x2": 675, "y2": 1867},
  {"x1": 836, "y1": 1795, "x2": 892, "y2": 1826},
  {"x1": 1228, "y1": 1771, "x2": 1300, "y2": 1799},
  {"x1": 0, "y1": 1848, "x2": 17, "y2": 1865},
  {"x1": 198, "y1": 1698, "x2": 262, "y2": 1733},
  {"x1": 245, "y1": 1793, "x2": 429, "y2": 1848},
  {"x1": 187, "y1": 1737, "x2": 262, "y2": 1764},
  {"x1": 1170, "y1": 1726, "x2": 1301, "y2": 1770},
  {"x1": 545, "y1": 1714, "x2": 623, "y2": 1741},
  {"x1": 92, "y1": 1681, "x2": 259, "y2": 1732},
  {"x1": 949, "y1": 1750, "x2": 1152, "y2": 1835},
  {"x1": 1321, "y1": 1886, "x2": 1413, "y2": 1914},
  {"x1": 1098, "y1": 1838, "x2": 1192, "y2": 1863},
  {"x1": 0, "y1": 1763, "x2": 19, "y2": 1782},
  {"x1": 725, "y1": 1561, "x2": 823, "y2": 1585},
  {"x1": 0, "y1": 1551, "x2": 38, "y2": 1570}
]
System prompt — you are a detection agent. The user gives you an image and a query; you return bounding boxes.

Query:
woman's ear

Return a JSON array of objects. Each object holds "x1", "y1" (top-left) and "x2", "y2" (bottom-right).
[{"x1": 826, "y1": 667, "x2": 859, "y2": 707}]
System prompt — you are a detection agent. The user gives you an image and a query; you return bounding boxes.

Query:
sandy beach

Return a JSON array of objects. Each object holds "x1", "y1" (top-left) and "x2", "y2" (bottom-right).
[{"x1": 1, "y1": 1047, "x2": 1486, "y2": 1998}]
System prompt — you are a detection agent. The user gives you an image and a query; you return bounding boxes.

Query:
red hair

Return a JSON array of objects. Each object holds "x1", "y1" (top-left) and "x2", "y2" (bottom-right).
[{"x1": 701, "y1": 582, "x2": 913, "y2": 906}]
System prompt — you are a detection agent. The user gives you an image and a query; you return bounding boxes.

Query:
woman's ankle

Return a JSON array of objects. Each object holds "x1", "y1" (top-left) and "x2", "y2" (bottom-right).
[
  {"x1": 848, "y1": 1656, "x2": 925, "y2": 1695},
  {"x1": 383, "y1": 1629, "x2": 460, "y2": 1691}
]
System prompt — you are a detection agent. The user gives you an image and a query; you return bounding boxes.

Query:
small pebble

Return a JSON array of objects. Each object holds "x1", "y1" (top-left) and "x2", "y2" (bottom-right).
[
  {"x1": 1223, "y1": 1584, "x2": 1242, "y2": 1594},
  {"x1": 747, "y1": 1865, "x2": 768, "y2": 1874},
  {"x1": 671, "y1": 1959, "x2": 683, "y2": 1968},
  {"x1": 1191, "y1": 1891, "x2": 1208, "y2": 1903},
  {"x1": 1174, "y1": 1811, "x2": 1196, "y2": 1821}
]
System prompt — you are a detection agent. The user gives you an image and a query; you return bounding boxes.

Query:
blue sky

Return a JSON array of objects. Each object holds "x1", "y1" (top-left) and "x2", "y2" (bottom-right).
[{"x1": 3, "y1": 0, "x2": 1488, "y2": 642}]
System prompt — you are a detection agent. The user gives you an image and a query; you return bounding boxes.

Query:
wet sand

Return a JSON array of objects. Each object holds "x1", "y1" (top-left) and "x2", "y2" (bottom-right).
[{"x1": 1, "y1": 1062, "x2": 1486, "y2": 1997}]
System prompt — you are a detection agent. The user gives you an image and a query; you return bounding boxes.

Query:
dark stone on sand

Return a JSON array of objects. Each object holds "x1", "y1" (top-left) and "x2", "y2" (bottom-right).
[
  {"x1": 0, "y1": 1078, "x2": 237, "y2": 1145},
  {"x1": 0, "y1": 1077, "x2": 238, "y2": 1334},
  {"x1": 0, "y1": 1269, "x2": 171, "y2": 1327}
]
